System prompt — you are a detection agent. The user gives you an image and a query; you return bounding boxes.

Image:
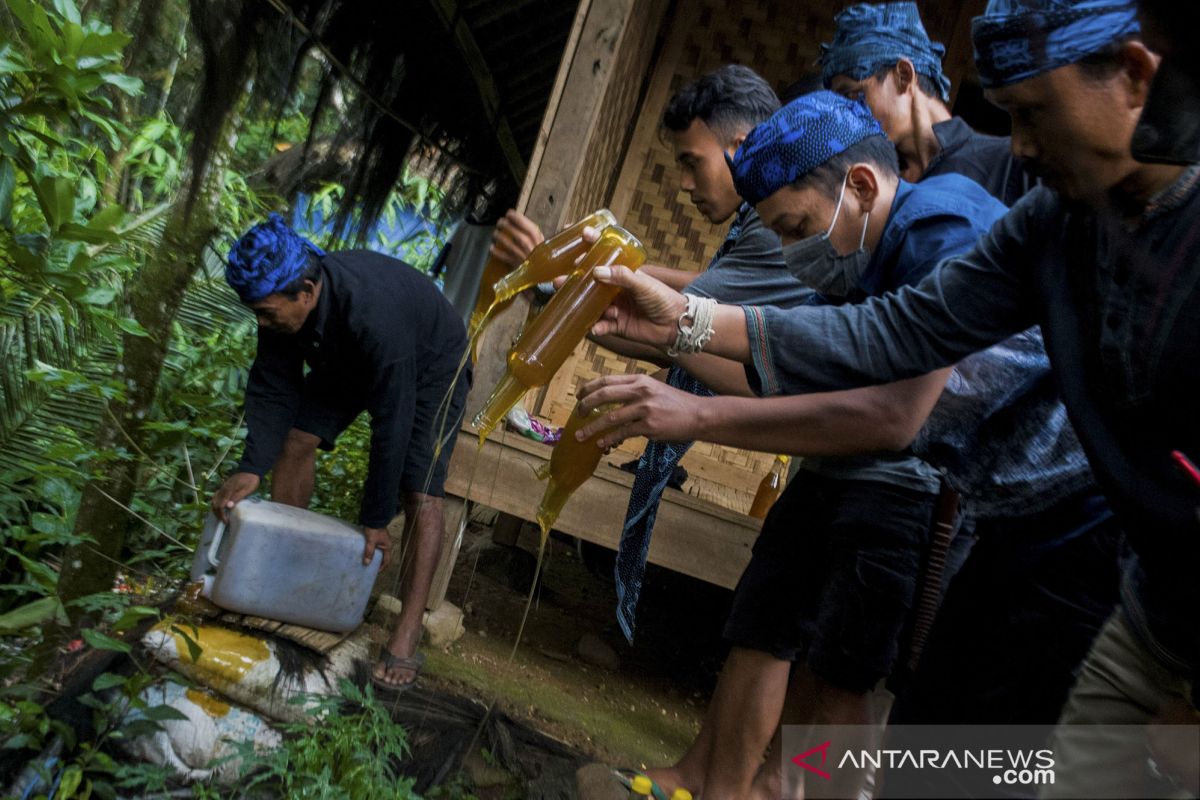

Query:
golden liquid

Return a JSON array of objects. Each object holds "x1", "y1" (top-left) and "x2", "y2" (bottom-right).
[
  {"x1": 473, "y1": 225, "x2": 647, "y2": 440},
  {"x1": 467, "y1": 254, "x2": 513, "y2": 340},
  {"x1": 491, "y1": 208, "x2": 618, "y2": 307},
  {"x1": 535, "y1": 405, "x2": 611, "y2": 538},
  {"x1": 512, "y1": 404, "x2": 613, "y2": 658},
  {"x1": 186, "y1": 687, "x2": 232, "y2": 718},
  {"x1": 157, "y1": 622, "x2": 271, "y2": 685},
  {"x1": 748, "y1": 456, "x2": 790, "y2": 519}
]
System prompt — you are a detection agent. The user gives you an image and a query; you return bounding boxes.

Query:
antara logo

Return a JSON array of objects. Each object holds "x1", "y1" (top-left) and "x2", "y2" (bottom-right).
[{"x1": 790, "y1": 740, "x2": 834, "y2": 780}]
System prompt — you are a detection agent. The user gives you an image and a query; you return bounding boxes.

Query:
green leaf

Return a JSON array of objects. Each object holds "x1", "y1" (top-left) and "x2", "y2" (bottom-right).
[
  {"x1": 112, "y1": 605, "x2": 158, "y2": 632},
  {"x1": 80, "y1": 628, "x2": 131, "y2": 653},
  {"x1": 77, "y1": 30, "x2": 129, "y2": 59},
  {"x1": 0, "y1": 159, "x2": 14, "y2": 224},
  {"x1": 59, "y1": 764, "x2": 83, "y2": 798},
  {"x1": 101, "y1": 73, "x2": 141, "y2": 95},
  {"x1": 53, "y1": 0, "x2": 82, "y2": 25},
  {"x1": 170, "y1": 625, "x2": 203, "y2": 663},
  {"x1": 91, "y1": 672, "x2": 126, "y2": 692},
  {"x1": 32, "y1": 175, "x2": 76, "y2": 231},
  {"x1": 0, "y1": 596, "x2": 65, "y2": 632},
  {"x1": 114, "y1": 316, "x2": 149, "y2": 337},
  {"x1": 141, "y1": 704, "x2": 188, "y2": 722},
  {"x1": 77, "y1": 287, "x2": 117, "y2": 305},
  {"x1": 56, "y1": 222, "x2": 118, "y2": 244}
]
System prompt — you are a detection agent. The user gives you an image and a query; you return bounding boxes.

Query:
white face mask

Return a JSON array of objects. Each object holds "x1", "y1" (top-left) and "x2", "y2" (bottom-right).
[{"x1": 781, "y1": 171, "x2": 871, "y2": 297}]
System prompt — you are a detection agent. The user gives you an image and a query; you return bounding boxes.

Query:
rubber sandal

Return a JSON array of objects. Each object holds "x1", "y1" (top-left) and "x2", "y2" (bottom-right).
[
  {"x1": 612, "y1": 768, "x2": 671, "y2": 800},
  {"x1": 371, "y1": 650, "x2": 425, "y2": 695}
]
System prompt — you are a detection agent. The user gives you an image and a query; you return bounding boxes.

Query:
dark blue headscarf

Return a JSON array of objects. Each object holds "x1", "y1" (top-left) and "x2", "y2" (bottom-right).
[
  {"x1": 731, "y1": 91, "x2": 886, "y2": 205},
  {"x1": 225, "y1": 213, "x2": 326, "y2": 304},
  {"x1": 819, "y1": 2, "x2": 952, "y2": 103},
  {"x1": 973, "y1": 0, "x2": 1140, "y2": 89}
]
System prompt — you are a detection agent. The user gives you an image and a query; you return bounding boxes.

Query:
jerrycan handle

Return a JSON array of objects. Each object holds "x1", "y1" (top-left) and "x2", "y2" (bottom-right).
[{"x1": 207, "y1": 521, "x2": 227, "y2": 568}]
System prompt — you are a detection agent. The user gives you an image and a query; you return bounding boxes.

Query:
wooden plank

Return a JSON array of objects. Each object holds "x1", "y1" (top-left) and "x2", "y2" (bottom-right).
[
  {"x1": 444, "y1": 428, "x2": 761, "y2": 589},
  {"x1": 523, "y1": 0, "x2": 636, "y2": 230},
  {"x1": 516, "y1": 0, "x2": 593, "y2": 214}
]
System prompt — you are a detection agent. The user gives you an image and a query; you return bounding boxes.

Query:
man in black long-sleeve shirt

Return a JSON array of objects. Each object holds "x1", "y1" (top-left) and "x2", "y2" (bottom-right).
[{"x1": 214, "y1": 214, "x2": 469, "y2": 691}]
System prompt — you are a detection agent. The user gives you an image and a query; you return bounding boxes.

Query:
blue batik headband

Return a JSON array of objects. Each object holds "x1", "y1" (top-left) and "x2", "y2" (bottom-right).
[
  {"x1": 972, "y1": 0, "x2": 1140, "y2": 89},
  {"x1": 225, "y1": 213, "x2": 326, "y2": 304},
  {"x1": 731, "y1": 90, "x2": 886, "y2": 206},
  {"x1": 819, "y1": 2, "x2": 952, "y2": 103}
]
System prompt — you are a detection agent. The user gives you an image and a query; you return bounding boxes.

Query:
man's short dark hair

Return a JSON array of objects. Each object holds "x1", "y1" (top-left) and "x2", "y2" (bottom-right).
[
  {"x1": 662, "y1": 65, "x2": 781, "y2": 144},
  {"x1": 794, "y1": 135, "x2": 900, "y2": 198},
  {"x1": 872, "y1": 61, "x2": 945, "y2": 102},
  {"x1": 276, "y1": 254, "x2": 323, "y2": 298}
]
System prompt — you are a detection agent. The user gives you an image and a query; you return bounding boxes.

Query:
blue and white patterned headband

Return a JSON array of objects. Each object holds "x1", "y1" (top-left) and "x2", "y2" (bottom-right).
[{"x1": 972, "y1": 0, "x2": 1140, "y2": 89}]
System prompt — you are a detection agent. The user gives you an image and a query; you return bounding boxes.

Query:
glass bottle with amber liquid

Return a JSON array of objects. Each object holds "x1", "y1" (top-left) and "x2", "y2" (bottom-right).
[
  {"x1": 466, "y1": 209, "x2": 618, "y2": 344},
  {"x1": 473, "y1": 225, "x2": 646, "y2": 440},
  {"x1": 748, "y1": 455, "x2": 790, "y2": 519}
]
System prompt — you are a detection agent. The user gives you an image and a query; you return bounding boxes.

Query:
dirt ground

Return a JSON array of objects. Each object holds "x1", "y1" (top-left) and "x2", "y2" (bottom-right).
[{"x1": 413, "y1": 508, "x2": 739, "y2": 772}]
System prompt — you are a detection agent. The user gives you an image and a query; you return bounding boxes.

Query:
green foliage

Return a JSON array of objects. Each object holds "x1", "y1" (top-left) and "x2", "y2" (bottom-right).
[
  {"x1": 229, "y1": 679, "x2": 420, "y2": 799},
  {"x1": 0, "y1": 1, "x2": 453, "y2": 792},
  {"x1": 302, "y1": 174, "x2": 452, "y2": 272}
]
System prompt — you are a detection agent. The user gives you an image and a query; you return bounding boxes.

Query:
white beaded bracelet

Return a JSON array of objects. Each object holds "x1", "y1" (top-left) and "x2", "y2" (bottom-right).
[{"x1": 668, "y1": 294, "x2": 717, "y2": 357}]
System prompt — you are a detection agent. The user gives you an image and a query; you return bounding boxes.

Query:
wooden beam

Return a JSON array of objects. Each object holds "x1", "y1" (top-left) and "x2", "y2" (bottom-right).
[
  {"x1": 520, "y1": 0, "x2": 635, "y2": 230},
  {"x1": 444, "y1": 428, "x2": 761, "y2": 589},
  {"x1": 427, "y1": 0, "x2": 527, "y2": 184}
]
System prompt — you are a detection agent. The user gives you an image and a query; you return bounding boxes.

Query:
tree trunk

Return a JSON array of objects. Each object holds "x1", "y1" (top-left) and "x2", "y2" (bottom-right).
[{"x1": 59, "y1": 100, "x2": 240, "y2": 608}]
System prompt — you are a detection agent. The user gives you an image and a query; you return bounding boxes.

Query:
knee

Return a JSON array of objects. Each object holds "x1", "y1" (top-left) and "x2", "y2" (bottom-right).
[{"x1": 280, "y1": 429, "x2": 321, "y2": 461}]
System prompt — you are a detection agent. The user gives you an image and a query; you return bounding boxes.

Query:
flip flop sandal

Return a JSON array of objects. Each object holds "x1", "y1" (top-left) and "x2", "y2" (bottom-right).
[
  {"x1": 612, "y1": 767, "x2": 671, "y2": 800},
  {"x1": 371, "y1": 650, "x2": 425, "y2": 695}
]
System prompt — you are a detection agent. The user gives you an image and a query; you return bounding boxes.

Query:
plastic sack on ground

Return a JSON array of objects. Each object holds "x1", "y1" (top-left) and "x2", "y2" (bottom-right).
[
  {"x1": 120, "y1": 680, "x2": 280, "y2": 784},
  {"x1": 141, "y1": 622, "x2": 369, "y2": 723}
]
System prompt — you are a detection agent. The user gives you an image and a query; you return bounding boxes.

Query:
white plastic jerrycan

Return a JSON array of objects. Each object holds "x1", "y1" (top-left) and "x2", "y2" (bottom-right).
[{"x1": 191, "y1": 498, "x2": 382, "y2": 633}]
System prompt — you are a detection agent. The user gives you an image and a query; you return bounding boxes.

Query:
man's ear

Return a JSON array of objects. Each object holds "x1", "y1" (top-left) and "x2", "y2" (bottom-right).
[
  {"x1": 893, "y1": 58, "x2": 916, "y2": 95},
  {"x1": 726, "y1": 132, "x2": 747, "y2": 157},
  {"x1": 846, "y1": 163, "x2": 880, "y2": 212},
  {"x1": 1119, "y1": 40, "x2": 1161, "y2": 110}
]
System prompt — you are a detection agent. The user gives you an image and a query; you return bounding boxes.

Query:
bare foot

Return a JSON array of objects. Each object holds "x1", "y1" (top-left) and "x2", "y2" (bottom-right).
[{"x1": 748, "y1": 760, "x2": 785, "y2": 800}]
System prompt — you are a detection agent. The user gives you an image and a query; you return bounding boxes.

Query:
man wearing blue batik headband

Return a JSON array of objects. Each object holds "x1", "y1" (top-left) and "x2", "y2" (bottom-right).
[
  {"x1": 582, "y1": 90, "x2": 1009, "y2": 799},
  {"x1": 820, "y1": 0, "x2": 1127, "y2": 743},
  {"x1": 821, "y1": 1, "x2": 1035, "y2": 204},
  {"x1": 576, "y1": 1, "x2": 1200, "y2": 796},
  {"x1": 215, "y1": 213, "x2": 471, "y2": 696}
]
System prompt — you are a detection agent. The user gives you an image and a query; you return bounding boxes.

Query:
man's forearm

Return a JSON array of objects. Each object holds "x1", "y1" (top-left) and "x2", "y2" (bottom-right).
[
  {"x1": 642, "y1": 264, "x2": 697, "y2": 291},
  {"x1": 694, "y1": 370, "x2": 952, "y2": 456},
  {"x1": 673, "y1": 352, "x2": 756, "y2": 396},
  {"x1": 591, "y1": 334, "x2": 671, "y2": 367}
]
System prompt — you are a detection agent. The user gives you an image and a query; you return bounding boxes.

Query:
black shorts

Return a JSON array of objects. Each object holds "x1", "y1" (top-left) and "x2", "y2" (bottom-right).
[
  {"x1": 723, "y1": 469, "x2": 939, "y2": 692},
  {"x1": 293, "y1": 359, "x2": 471, "y2": 498}
]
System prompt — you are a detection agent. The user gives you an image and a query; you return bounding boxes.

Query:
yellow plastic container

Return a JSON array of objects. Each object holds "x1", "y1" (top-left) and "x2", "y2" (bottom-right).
[{"x1": 473, "y1": 225, "x2": 646, "y2": 439}]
